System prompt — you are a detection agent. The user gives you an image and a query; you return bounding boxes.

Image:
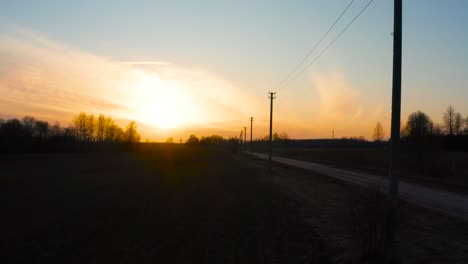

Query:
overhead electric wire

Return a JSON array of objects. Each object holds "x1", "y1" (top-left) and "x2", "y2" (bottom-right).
[
  {"x1": 280, "y1": 0, "x2": 375, "y2": 90},
  {"x1": 279, "y1": 0, "x2": 355, "y2": 87}
]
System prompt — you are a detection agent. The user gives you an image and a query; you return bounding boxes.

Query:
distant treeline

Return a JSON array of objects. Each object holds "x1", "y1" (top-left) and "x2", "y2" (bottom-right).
[
  {"x1": 0, "y1": 113, "x2": 141, "y2": 153},
  {"x1": 383, "y1": 105, "x2": 467, "y2": 151}
]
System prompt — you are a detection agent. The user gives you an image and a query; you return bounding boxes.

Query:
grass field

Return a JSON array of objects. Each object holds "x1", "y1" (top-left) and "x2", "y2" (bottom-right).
[{"x1": 2, "y1": 145, "x2": 468, "y2": 263}]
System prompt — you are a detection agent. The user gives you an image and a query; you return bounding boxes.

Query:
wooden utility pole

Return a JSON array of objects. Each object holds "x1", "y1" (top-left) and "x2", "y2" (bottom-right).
[
  {"x1": 239, "y1": 130, "x2": 243, "y2": 145},
  {"x1": 244, "y1": 126, "x2": 247, "y2": 150},
  {"x1": 268, "y1": 92, "x2": 276, "y2": 162},
  {"x1": 250, "y1": 117, "x2": 253, "y2": 152},
  {"x1": 387, "y1": 0, "x2": 402, "y2": 261}
]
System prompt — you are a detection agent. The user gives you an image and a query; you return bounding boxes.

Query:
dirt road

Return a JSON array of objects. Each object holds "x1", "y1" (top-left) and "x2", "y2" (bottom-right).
[{"x1": 250, "y1": 152, "x2": 468, "y2": 221}]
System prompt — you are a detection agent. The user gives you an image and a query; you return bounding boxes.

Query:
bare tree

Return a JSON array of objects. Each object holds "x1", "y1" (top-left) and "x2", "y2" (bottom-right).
[
  {"x1": 72, "y1": 113, "x2": 88, "y2": 141},
  {"x1": 34, "y1": 121, "x2": 49, "y2": 139},
  {"x1": 443, "y1": 105, "x2": 456, "y2": 135},
  {"x1": 95, "y1": 114, "x2": 107, "y2": 142},
  {"x1": 124, "y1": 121, "x2": 140, "y2": 143},
  {"x1": 72, "y1": 113, "x2": 97, "y2": 141},
  {"x1": 86, "y1": 114, "x2": 95, "y2": 141},
  {"x1": 372, "y1": 122, "x2": 385, "y2": 141},
  {"x1": 107, "y1": 123, "x2": 124, "y2": 142},
  {"x1": 465, "y1": 116, "x2": 468, "y2": 135},
  {"x1": 103, "y1": 117, "x2": 115, "y2": 141},
  {"x1": 454, "y1": 112, "x2": 463, "y2": 135},
  {"x1": 273, "y1": 132, "x2": 280, "y2": 141},
  {"x1": 22, "y1": 116, "x2": 36, "y2": 137},
  {"x1": 50, "y1": 122, "x2": 62, "y2": 137},
  {"x1": 279, "y1": 132, "x2": 289, "y2": 141},
  {"x1": 432, "y1": 123, "x2": 443, "y2": 136}
]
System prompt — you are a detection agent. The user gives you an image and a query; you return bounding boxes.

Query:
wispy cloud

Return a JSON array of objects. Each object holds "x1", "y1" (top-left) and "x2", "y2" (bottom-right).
[
  {"x1": 309, "y1": 67, "x2": 388, "y2": 138},
  {"x1": 119, "y1": 61, "x2": 170, "y2": 65},
  {"x1": 0, "y1": 29, "x2": 264, "y2": 140}
]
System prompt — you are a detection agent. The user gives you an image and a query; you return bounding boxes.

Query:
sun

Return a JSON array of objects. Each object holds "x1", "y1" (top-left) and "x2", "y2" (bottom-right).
[{"x1": 129, "y1": 73, "x2": 188, "y2": 129}]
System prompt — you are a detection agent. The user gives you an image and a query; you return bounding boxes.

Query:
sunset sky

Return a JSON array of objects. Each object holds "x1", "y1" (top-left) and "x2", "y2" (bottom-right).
[{"x1": 1, "y1": 0, "x2": 467, "y2": 141}]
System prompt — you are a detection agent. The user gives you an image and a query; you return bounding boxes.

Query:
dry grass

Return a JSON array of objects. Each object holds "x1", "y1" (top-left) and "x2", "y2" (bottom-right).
[
  {"x1": 262, "y1": 160, "x2": 468, "y2": 263},
  {"x1": 273, "y1": 148, "x2": 468, "y2": 193}
]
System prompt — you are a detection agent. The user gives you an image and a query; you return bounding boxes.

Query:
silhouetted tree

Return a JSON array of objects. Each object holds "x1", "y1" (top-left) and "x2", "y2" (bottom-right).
[
  {"x1": 372, "y1": 122, "x2": 385, "y2": 141},
  {"x1": 22, "y1": 116, "x2": 36, "y2": 137},
  {"x1": 443, "y1": 105, "x2": 456, "y2": 135},
  {"x1": 454, "y1": 112, "x2": 463, "y2": 135},
  {"x1": 50, "y1": 122, "x2": 62, "y2": 137},
  {"x1": 432, "y1": 123, "x2": 444, "y2": 136},
  {"x1": 166, "y1": 137, "x2": 174, "y2": 143},
  {"x1": 210, "y1": 135, "x2": 224, "y2": 144},
  {"x1": 464, "y1": 116, "x2": 468, "y2": 135},
  {"x1": 186, "y1": 134, "x2": 199, "y2": 144},
  {"x1": 107, "y1": 123, "x2": 124, "y2": 142},
  {"x1": 63, "y1": 127, "x2": 76, "y2": 138},
  {"x1": 273, "y1": 132, "x2": 280, "y2": 141},
  {"x1": 278, "y1": 132, "x2": 289, "y2": 141},
  {"x1": 1, "y1": 119, "x2": 23, "y2": 142},
  {"x1": 404, "y1": 111, "x2": 433, "y2": 138},
  {"x1": 34, "y1": 121, "x2": 49, "y2": 140},
  {"x1": 124, "y1": 121, "x2": 141, "y2": 143},
  {"x1": 86, "y1": 114, "x2": 95, "y2": 141},
  {"x1": 73, "y1": 113, "x2": 89, "y2": 141},
  {"x1": 95, "y1": 114, "x2": 107, "y2": 142},
  {"x1": 200, "y1": 135, "x2": 224, "y2": 145}
]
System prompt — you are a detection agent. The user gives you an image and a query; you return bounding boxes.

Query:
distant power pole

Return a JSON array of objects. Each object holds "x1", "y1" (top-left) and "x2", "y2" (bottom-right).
[
  {"x1": 240, "y1": 130, "x2": 243, "y2": 145},
  {"x1": 387, "y1": 0, "x2": 402, "y2": 261},
  {"x1": 250, "y1": 117, "x2": 254, "y2": 152},
  {"x1": 244, "y1": 126, "x2": 247, "y2": 150},
  {"x1": 332, "y1": 130, "x2": 334, "y2": 139},
  {"x1": 268, "y1": 92, "x2": 276, "y2": 162}
]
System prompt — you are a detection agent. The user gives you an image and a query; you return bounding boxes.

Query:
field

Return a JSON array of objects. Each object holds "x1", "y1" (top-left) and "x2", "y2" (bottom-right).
[
  {"x1": 2, "y1": 145, "x2": 468, "y2": 263},
  {"x1": 0, "y1": 146, "x2": 324, "y2": 263}
]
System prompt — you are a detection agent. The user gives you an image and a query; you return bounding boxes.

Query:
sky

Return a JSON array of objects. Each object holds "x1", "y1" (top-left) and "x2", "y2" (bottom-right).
[{"x1": 1, "y1": 0, "x2": 467, "y2": 141}]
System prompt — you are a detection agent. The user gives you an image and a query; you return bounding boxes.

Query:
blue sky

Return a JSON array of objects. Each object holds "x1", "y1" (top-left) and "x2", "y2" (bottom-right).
[{"x1": 1, "y1": 0, "x2": 467, "y2": 139}]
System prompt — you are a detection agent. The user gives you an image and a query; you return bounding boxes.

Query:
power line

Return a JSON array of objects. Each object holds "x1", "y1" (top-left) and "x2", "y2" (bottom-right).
[
  {"x1": 279, "y1": 0, "x2": 355, "y2": 87},
  {"x1": 281, "y1": 0, "x2": 375, "y2": 90}
]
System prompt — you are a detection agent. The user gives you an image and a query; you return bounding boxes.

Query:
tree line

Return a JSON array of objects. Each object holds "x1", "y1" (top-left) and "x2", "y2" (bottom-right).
[
  {"x1": 372, "y1": 105, "x2": 468, "y2": 151},
  {"x1": 71, "y1": 113, "x2": 140, "y2": 143},
  {"x1": 0, "y1": 113, "x2": 141, "y2": 153},
  {"x1": 373, "y1": 105, "x2": 468, "y2": 141}
]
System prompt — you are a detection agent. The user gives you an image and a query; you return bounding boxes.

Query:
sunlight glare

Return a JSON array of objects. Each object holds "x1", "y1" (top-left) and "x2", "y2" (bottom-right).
[{"x1": 130, "y1": 73, "x2": 187, "y2": 129}]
